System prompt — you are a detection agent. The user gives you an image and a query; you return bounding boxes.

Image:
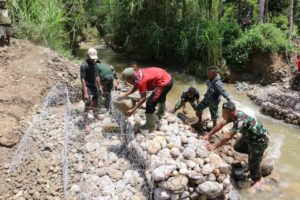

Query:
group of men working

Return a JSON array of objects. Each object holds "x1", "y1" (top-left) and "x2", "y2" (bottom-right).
[
  {"x1": 0, "y1": 0, "x2": 11, "y2": 46},
  {"x1": 80, "y1": 48, "x2": 269, "y2": 189}
]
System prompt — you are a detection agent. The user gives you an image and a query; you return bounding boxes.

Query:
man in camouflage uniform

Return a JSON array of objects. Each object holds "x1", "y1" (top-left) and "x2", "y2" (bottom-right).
[
  {"x1": 192, "y1": 66, "x2": 231, "y2": 129},
  {"x1": 96, "y1": 61, "x2": 119, "y2": 109},
  {"x1": 203, "y1": 101, "x2": 269, "y2": 188},
  {"x1": 0, "y1": 0, "x2": 11, "y2": 46},
  {"x1": 173, "y1": 87, "x2": 200, "y2": 114}
]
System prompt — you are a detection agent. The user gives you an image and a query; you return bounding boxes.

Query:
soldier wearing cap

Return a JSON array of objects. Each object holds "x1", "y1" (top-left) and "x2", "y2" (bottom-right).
[
  {"x1": 80, "y1": 48, "x2": 99, "y2": 132},
  {"x1": 0, "y1": 0, "x2": 11, "y2": 46},
  {"x1": 120, "y1": 67, "x2": 173, "y2": 133},
  {"x1": 203, "y1": 101, "x2": 269, "y2": 189}
]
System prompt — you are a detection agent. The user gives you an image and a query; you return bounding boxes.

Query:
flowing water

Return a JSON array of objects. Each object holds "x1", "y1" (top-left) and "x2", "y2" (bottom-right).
[{"x1": 76, "y1": 46, "x2": 300, "y2": 200}]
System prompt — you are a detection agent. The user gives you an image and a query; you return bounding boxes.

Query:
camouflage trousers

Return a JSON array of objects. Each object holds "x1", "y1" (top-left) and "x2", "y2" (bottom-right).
[{"x1": 233, "y1": 136, "x2": 269, "y2": 182}]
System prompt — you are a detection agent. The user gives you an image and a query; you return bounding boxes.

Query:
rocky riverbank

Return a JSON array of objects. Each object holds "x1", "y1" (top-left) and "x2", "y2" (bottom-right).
[
  {"x1": 235, "y1": 78, "x2": 300, "y2": 126},
  {"x1": 112, "y1": 90, "x2": 275, "y2": 200}
]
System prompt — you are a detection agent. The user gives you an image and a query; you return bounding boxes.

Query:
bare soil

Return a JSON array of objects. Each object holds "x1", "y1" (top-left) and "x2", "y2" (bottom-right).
[{"x1": 0, "y1": 39, "x2": 80, "y2": 196}]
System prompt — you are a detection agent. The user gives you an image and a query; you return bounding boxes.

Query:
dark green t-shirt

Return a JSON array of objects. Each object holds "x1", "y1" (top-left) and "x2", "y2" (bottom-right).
[
  {"x1": 96, "y1": 63, "x2": 117, "y2": 81},
  {"x1": 80, "y1": 60, "x2": 97, "y2": 87}
]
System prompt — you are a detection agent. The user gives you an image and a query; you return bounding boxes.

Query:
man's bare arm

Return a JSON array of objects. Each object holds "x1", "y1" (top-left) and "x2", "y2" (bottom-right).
[
  {"x1": 81, "y1": 79, "x2": 89, "y2": 101},
  {"x1": 130, "y1": 93, "x2": 147, "y2": 113},
  {"x1": 121, "y1": 86, "x2": 138, "y2": 97},
  {"x1": 202, "y1": 118, "x2": 227, "y2": 140},
  {"x1": 206, "y1": 131, "x2": 234, "y2": 151}
]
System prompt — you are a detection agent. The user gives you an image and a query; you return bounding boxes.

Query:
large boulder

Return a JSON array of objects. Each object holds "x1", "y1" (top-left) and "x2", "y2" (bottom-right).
[{"x1": 113, "y1": 97, "x2": 136, "y2": 116}]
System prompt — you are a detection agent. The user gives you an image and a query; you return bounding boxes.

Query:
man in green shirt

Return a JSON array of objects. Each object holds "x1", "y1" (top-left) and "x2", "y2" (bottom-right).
[
  {"x1": 0, "y1": 0, "x2": 11, "y2": 46},
  {"x1": 96, "y1": 61, "x2": 119, "y2": 109},
  {"x1": 203, "y1": 101, "x2": 269, "y2": 189}
]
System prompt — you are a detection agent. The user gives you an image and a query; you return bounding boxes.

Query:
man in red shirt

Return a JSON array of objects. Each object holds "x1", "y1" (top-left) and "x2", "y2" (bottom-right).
[{"x1": 121, "y1": 67, "x2": 173, "y2": 133}]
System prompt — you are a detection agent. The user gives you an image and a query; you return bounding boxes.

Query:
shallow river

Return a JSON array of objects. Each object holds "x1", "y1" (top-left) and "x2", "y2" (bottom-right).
[{"x1": 76, "y1": 47, "x2": 300, "y2": 200}]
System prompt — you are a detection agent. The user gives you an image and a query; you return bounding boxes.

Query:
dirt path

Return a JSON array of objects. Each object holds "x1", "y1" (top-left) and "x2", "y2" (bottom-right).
[{"x1": 0, "y1": 39, "x2": 80, "y2": 196}]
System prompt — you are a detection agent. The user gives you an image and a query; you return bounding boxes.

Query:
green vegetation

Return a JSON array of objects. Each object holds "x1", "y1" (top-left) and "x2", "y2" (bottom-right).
[
  {"x1": 9, "y1": 0, "x2": 89, "y2": 57},
  {"x1": 225, "y1": 24, "x2": 294, "y2": 71},
  {"x1": 8, "y1": 0, "x2": 298, "y2": 72}
]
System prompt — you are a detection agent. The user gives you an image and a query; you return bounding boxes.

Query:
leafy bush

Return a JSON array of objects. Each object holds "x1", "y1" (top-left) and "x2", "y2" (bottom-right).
[
  {"x1": 271, "y1": 15, "x2": 289, "y2": 31},
  {"x1": 225, "y1": 24, "x2": 294, "y2": 71}
]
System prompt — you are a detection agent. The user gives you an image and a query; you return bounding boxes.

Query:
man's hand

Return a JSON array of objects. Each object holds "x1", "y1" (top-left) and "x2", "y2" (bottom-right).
[
  {"x1": 201, "y1": 135, "x2": 210, "y2": 141},
  {"x1": 126, "y1": 109, "x2": 135, "y2": 116},
  {"x1": 205, "y1": 143, "x2": 216, "y2": 151},
  {"x1": 83, "y1": 93, "x2": 89, "y2": 102}
]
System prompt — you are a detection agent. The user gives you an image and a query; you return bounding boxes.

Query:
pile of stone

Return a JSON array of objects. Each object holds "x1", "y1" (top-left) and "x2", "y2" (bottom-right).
[
  {"x1": 247, "y1": 86, "x2": 300, "y2": 126},
  {"x1": 112, "y1": 91, "x2": 274, "y2": 199},
  {"x1": 119, "y1": 111, "x2": 235, "y2": 199},
  {"x1": 67, "y1": 106, "x2": 148, "y2": 200},
  {"x1": 235, "y1": 81, "x2": 300, "y2": 126},
  {"x1": 4, "y1": 101, "x2": 148, "y2": 200}
]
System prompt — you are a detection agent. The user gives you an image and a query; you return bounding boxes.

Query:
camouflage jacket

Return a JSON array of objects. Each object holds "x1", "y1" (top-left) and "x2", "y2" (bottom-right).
[{"x1": 229, "y1": 111, "x2": 268, "y2": 144}]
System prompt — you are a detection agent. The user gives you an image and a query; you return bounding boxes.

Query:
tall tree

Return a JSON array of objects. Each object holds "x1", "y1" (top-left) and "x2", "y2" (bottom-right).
[
  {"x1": 289, "y1": 0, "x2": 294, "y2": 39},
  {"x1": 264, "y1": 0, "x2": 269, "y2": 23},
  {"x1": 259, "y1": 0, "x2": 265, "y2": 23},
  {"x1": 218, "y1": 0, "x2": 223, "y2": 21}
]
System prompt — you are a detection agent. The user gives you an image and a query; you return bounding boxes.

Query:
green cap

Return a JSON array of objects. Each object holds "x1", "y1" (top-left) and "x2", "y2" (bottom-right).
[{"x1": 121, "y1": 67, "x2": 135, "y2": 81}]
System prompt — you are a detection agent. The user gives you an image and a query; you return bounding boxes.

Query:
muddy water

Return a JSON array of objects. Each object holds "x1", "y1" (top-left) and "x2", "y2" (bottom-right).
[{"x1": 76, "y1": 47, "x2": 300, "y2": 200}]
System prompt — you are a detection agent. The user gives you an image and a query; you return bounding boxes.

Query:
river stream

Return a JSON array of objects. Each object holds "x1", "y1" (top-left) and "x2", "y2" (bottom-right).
[{"x1": 75, "y1": 46, "x2": 300, "y2": 200}]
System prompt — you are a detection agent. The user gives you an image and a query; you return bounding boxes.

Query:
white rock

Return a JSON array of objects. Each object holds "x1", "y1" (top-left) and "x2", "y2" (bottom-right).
[
  {"x1": 170, "y1": 147, "x2": 180, "y2": 158},
  {"x1": 152, "y1": 165, "x2": 177, "y2": 181},
  {"x1": 70, "y1": 184, "x2": 80, "y2": 195},
  {"x1": 188, "y1": 172, "x2": 203, "y2": 180},
  {"x1": 85, "y1": 142, "x2": 99, "y2": 152},
  {"x1": 159, "y1": 175, "x2": 188, "y2": 192},
  {"x1": 208, "y1": 174, "x2": 216, "y2": 181},
  {"x1": 13, "y1": 191, "x2": 24, "y2": 200},
  {"x1": 181, "y1": 191, "x2": 190, "y2": 198},
  {"x1": 166, "y1": 135, "x2": 182, "y2": 147},
  {"x1": 179, "y1": 168, "x2": 189, "y2": 175},
  {"x1": 154, "y1": 188, "x2": 171, "y2": 200},
  {"x1": 108, "y1": 169, "x2": 123, "y2": 180},
  {"x1": 187, "y1": 160, "x2": 197, "y2": 169},
  {"x1": 197, "y1": 181, "x2": 223, "y2": 197},
  {"x1": 180, "y1": 135, "x2": 188, "y2": 144},
  {"x1": 171, "y1": 194, "x2": 180, "y2": 200},
  {"x1": 157, "y1": 148, "x2": 172, "y2": 159},
  {"x1": 196, "y1": 147, "x2": 208, "y2": 158},
  {"x1": 202, "y1": 163, "x2": 215, "y2": 175},
  {"x1": 147, "y1": 140, "x2": 162, "y2": 154},
  {"x1": 182, "y1": 147, "x2": 196, "y2": 160},
  {"x1": 209, "y1": 153, "x2": 223, "y2": 168}
]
